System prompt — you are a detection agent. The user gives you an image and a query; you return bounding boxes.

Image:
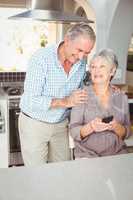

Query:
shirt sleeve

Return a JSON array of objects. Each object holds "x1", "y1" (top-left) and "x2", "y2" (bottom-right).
[
  {"x1": 23, "y1": 49, "x2": 52, "y2": 112},
  {"x1": 69, "y1": 103, "x2": 85, "y2": 141},
  {"x1": 123, "y1": 94, "x2": 131, "y2": 138}
]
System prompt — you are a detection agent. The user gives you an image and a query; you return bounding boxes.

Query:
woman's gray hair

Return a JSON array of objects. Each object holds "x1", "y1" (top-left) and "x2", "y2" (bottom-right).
[
  {"x1": 65, "y1": 22, "x2": 96, "y2": 42},
  {"x1": 91, "y1": 49, "x2": 119, "y2": 69}
]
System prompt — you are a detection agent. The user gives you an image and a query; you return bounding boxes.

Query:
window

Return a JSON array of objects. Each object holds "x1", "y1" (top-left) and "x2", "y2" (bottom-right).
[{"x1": 0, "y1": 8, "x2": 57, "y2": 71}]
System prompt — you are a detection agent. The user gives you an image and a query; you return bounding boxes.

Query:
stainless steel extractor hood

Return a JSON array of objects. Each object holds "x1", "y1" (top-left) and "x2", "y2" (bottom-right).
[{"x1": 9, "y1": 0, "x2": 94, "y2": 23}]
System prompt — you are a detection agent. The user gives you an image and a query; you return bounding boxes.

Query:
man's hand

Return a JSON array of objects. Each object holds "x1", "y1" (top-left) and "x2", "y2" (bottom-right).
[
  {"x1": 65, "y1": 89, "x2": 88, "y2": 107},
  {"x1": 110, "y1": 84, "x2": 121, "y2": 93}
]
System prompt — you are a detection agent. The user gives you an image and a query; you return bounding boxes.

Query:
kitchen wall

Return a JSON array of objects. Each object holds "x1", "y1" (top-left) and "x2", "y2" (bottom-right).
[
  {"x1": 88, "y1": 0, "x2": 133, "y2": 84},
  {"x1": 64, "y1": 0, "x2": 133, "y2": 85},
  {"x1": 0, "y1": 0, "x2": 133, "y2": 85}
]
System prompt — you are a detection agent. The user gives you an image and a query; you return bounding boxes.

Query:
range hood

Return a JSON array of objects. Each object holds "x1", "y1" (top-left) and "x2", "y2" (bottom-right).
[{"x1": 9, "y1": 0, "x2": 94, "y2": 23}]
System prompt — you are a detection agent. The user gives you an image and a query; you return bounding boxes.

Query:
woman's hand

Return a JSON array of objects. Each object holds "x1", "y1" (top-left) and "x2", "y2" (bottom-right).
[
  {"x1": 91, "y1": 118, "x2": 110, "y2": 132},
  {"x1": 80, "y1": 117, "x2": 126, "y2": 139},
  {"x1": 108, "y1": 119, "x2": 126, "y2": 139}
]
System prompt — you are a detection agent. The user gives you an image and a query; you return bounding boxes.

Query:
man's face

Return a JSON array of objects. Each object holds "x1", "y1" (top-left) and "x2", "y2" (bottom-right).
[{"x1": 64, "y1": 35, "x2": 95, "y2": 64}]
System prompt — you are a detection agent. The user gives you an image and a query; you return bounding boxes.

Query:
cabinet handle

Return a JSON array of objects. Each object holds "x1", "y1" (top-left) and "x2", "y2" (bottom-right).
[{"x1": 15, "y1": 112, "x2": 20, "y2": 116}]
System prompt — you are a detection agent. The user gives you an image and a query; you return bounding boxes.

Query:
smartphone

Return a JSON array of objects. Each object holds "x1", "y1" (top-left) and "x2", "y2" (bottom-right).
[{"x1": 102, "y1": 115, "x2": 113, "y2": 123}]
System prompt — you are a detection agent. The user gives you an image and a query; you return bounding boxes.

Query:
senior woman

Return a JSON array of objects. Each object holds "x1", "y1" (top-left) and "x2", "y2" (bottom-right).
[{"x1": 69, "y1": 49, "x2": 131, "y2": 158}]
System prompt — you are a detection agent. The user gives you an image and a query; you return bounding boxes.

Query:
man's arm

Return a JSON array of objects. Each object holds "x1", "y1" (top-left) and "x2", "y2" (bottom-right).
[{"x1": 51, "y1": 89, "x2": 88, "y2": 109}]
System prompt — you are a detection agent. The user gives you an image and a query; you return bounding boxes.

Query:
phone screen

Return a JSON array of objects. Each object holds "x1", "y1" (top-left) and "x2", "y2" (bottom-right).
[{"x1": 102, "y1": 116, "x2": 113, "y2": 123}]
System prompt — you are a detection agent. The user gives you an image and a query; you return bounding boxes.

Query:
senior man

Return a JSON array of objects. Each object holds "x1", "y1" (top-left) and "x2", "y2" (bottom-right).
[{"x1": 19, "y1": 23, "x2": 96, "y2": 166}]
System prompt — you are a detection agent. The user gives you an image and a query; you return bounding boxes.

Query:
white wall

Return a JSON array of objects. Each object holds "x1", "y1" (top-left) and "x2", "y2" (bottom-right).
[
  {"x1": 87, "y1": 0, "x2": 133, "y2": 84},
  {"x1": 59, "y1": 0, "x2": 133, "y2": 85},
  {"x1": 107, "y1": 0, "x2": 133, "y2": 84}
]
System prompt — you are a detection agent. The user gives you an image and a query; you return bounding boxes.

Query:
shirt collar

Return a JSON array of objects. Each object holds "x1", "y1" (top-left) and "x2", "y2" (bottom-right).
[{"x1": 54, "y1": 41, "x2": 64, "y2": 68}]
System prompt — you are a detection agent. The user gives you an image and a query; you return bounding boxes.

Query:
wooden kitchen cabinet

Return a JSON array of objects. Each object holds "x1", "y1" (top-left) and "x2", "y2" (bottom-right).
[{"x1": 0, "y1": 0, "x2": 30, "y2": 8}]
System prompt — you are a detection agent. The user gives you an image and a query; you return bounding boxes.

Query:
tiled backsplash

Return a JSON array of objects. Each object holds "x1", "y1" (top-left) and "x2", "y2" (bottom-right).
[{"x1": 0, "y1": 72, "x2": 26, "y2": 82}]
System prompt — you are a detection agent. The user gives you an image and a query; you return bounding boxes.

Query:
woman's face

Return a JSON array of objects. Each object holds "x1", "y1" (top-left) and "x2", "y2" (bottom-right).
[{"x1": 90, "y1": 56, "x2": 115, "y2": 85}]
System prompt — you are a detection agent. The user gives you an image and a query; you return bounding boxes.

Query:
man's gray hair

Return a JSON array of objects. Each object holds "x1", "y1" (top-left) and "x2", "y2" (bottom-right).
[
  {"x1": 66, "y1": 23, "x2": 96, "y2": 42},
  {"x1": 92, "y1": 49, "x2": 118, "y2": 69}
]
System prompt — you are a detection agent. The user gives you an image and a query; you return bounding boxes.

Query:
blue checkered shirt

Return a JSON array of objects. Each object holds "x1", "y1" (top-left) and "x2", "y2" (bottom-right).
[{"x1": 20, "y1": 43, "x2": 86, "y2": 123}]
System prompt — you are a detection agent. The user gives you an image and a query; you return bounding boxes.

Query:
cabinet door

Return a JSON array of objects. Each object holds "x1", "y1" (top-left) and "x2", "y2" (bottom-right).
[
  {"x1": 0, "y1": 0, "x2": 30, "y2": 8},
  {"x1": 0, "y1": 99, "x2": 8, "y2": 168}
]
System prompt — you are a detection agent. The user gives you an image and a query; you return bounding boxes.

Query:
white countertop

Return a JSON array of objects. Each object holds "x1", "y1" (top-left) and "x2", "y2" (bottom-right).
[
  {"x1": 128, "y1": 98, "x2": 133, "y2": 103},
  {"x1": 125, "y1": 134, "x2": 133, "y2": 146},
  {"x1": 0, "y1": 153, "x2": 133, "y2": 200}
]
